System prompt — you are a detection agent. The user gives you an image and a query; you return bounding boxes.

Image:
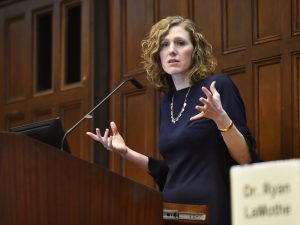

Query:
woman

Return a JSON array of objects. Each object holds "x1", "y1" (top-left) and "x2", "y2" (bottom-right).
[{"x1": 86, "y1": 16, "x2": 259, "y2": 225}]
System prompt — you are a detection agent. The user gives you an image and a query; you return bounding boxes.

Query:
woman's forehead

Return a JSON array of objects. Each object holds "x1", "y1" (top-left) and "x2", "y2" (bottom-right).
[{"x1": 162, "y1": 25, "x2": 191, "y2": 40}]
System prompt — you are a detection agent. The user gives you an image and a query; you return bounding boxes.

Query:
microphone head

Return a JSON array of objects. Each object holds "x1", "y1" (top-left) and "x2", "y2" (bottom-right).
[{"x1": 130, "y1": 78, "x2": 143, "y2": 89}]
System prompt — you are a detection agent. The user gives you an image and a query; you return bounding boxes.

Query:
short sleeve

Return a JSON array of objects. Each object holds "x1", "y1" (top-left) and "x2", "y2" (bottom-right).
[
  {"x1": 148, "y1": 157, "x2": 169, "y2": 191},
  {"x1": 216, "y1": 75, "x2": 260, "y2": 163}
]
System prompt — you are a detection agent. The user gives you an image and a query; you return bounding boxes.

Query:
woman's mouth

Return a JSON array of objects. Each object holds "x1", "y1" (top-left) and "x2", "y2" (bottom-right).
[{"x1": 168, "y1": 59, "x2": 179, "y2": 64}]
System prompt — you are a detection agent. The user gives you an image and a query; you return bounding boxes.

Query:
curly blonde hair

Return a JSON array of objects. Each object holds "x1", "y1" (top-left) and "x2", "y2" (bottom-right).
[{"x1": 141, "y1": 16, "x2": 217, "y2": 92}]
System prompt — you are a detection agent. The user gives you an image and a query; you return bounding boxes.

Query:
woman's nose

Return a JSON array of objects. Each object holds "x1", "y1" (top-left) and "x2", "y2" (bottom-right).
[{"x1": 168, "y1": 43, "x2": 177, "y2": 54}]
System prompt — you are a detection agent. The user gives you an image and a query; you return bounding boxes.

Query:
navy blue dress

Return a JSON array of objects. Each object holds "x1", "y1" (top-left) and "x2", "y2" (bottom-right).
[{"x1": 148, "y1": 74, "x2": 259, "y2": 225}]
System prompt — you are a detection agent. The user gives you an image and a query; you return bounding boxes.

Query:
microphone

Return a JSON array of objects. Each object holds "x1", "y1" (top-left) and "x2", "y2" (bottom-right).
[{"x1": 60, "y1": 77, "x2": 143, "y2": 151}]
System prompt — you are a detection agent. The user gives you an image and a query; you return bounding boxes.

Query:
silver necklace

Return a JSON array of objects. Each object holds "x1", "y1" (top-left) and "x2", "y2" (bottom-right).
[{"x1": 170, "y1": 87, "x2": 191, "y2": 124}]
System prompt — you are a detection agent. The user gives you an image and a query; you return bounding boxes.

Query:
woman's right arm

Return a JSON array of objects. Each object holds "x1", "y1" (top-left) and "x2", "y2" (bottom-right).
[{"x1": 86, "y1": 121, "x2": 149, "y2": 171}]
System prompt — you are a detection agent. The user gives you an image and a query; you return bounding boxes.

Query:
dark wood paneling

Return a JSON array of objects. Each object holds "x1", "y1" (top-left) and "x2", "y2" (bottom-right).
[
  {"x1": 4, "y1": 113, "x2": 26, "y2": 129},
  {"x1": 109, "y1": 0, "x2": 159, "y2": 187},
  {"x1": 32, "y1": 107, "x2": 53, "y2": 122},
  {"x1": 0, "y1": 0, "x2": 93, "y2": 162},
  {"x1": 253, "y1": 0, "x2": 282, "y2": 44},
  {"x1": 254, "y1": 56, "x2": 282, "y2": 160},
  {"x1": 5, "y1": 14, "x2": 29, "y2": 103},
  {"x1": 222, "y1": 66, "x2": 255, "y2": 132},
  {"x1": 158, "y1": 0, "x2": 190, "y2": 19},
  {"x1": 124, "y1": 0, "x2": 154, "y2": 74},
  {"x1": 222, "y1": 0, "x2": 249, "y2": 54},
  {"x1": 60, "y1": 100, "x2": 91, "y2": 160},
  {"x1": 193, "y1": 0, "x2": 221, "y2": 54},
  {"x1": 292, "y1": 0, "x2": 300, "y2": 36},
  {"x1": 293, "y1": 52, "x2": 300, "y2": 157},
  {"x1": 122, "y1": 89, "x2": 156, "y2": 187}
]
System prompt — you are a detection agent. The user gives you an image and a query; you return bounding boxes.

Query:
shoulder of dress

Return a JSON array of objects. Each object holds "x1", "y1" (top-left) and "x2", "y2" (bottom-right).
[
  {"x1": 208, "y1": 73, "x2": 229, "y2": 81},
  {"x1": 198, "y1": 73, "x2": 230, "y2": 87},
  {"x1": 160, "y1": 92, "x2": 172, "y2": 104}
]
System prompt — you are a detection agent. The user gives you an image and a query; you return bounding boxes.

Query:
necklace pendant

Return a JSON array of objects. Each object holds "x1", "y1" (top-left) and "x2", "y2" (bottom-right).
[{"x1": 170, "y1": 87, "x2": 191, "y2": 124}]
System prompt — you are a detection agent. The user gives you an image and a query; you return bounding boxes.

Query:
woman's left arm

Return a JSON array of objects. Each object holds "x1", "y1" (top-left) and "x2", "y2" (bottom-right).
[
  {"x1": 190, "y1": 80, "x2": 251, "y2": 164},
  {"x1": 213, "y1": 111, "x2": 251, "y2": 164}
]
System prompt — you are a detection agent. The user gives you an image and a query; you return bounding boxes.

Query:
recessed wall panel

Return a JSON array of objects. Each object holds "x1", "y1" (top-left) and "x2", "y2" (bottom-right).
[
  {"x1": 194, "y1": 0, "x2": 219, "y2": 50},
  {"x1": 123, "y1": 90, "x2": 154, "y2": 186},
  {"x1": 222, "y1": 66, "x2": 247, "y2": 102},
  {"x1": 5, "y1": 15, "x2": 28, "y2": 103},
  {"x1": 124, "y1": 0, "x2": 154, "y2": 75},
  {"x1": 292, "y1": 0, "x2": 300, "y2": 36},
  {"x1": 60, "y1": 101, "x2": 82, "y2": 156},
  {"x1": 222, "y1": 66, "x2": 255, "y2": 131},
  {"x1": 158, "y1": 0, "x2": 189, "y2": 19},
  {"x1": 5, "y1": 113, "x2": 26, "y2": 130},
  {"x1": 253, "y1": 0, "x2": 282, "y2": 44},
  {"x1": 293, "y1": 52, "x2": 300, "y2": 157},
  {"x1": 254, "y1": 57, "x2": 282, "y2": 160},
  {"x1": 222, "y1": 0, "x2": 249, "y2": 54},
  {"x1": 32, "y1": 108, "x2": 53, "y2": 122}
]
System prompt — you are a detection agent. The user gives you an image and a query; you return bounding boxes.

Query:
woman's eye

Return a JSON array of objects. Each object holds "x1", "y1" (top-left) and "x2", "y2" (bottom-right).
[
  {"x1": 160, "y1": 42, "x2": 169, "y2": 48},
  {"x1": 176, "y1": 41, "x2": 185, "y2": 46}
]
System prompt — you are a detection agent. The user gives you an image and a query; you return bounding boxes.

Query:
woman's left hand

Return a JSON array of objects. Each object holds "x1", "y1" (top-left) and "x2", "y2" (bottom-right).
[{"x1": 190, "y1": 81, "x2": 225, "y2": 122}]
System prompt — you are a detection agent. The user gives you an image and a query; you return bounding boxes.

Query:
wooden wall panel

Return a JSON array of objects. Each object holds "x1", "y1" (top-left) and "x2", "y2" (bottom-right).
[
  {"x1": 253, "y1": 0, "x2": 282, "y2": 44},
  {"x1": 254, "y1": 57, "x2": 282, "y2": 160},
  {"x1": 123, "y1": 90, "x2": 155, "y2": 187},
  {"x1": 124, "y1": 0, "x2": 154, "y2": 74},
  {"x1": 0, "y1": 0, "x2": 93, "y2": 162},
  {"x1": 5, "y1": 14, "x2": 28, "y2": 103},
  {"x1": 193, "y1": 0, "x2": 221, "y2": 54},
  {"x1": 292, "y1": 0, "x2": 300, "y2": 36},
  {"x1": 32, "y1": 108, "x2": 53, "y2": 122},
  {"x1": 158, "y1": 0, "x2": 190, "y2": 19},
  {"x1": 4, "y1": 113, "x2": 26, "y2": 129},
  {"x1": 109, "y1": 0, "x2": 159, "y2": 187},
  {"x1": 222, "y1": 66, "x2": 255, "y2": 131},
  {"x1": 222, "y1": 67, "x2": 247, "y2": 103},
  {"x1": 293, "y1": 52, "x2": 300, "y2": 157},
  {"x1": 222, "y1": 0, "x2": 249, "y2": 54},
  {"x1": 60, "y1": 101, "x2": 85, "y2": 159}
]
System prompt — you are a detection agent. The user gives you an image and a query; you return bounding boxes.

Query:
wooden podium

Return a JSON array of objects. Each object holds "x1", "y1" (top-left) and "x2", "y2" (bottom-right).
[
  {"x1": 0, "y1": 132, "x2": 163, "y2": 225},
  {"x1": 0, "y1": 132, "x2": 209, "y2": 225}
]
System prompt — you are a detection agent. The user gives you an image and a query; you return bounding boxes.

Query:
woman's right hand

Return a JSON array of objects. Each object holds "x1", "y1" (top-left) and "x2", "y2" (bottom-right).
[{"x1": 86, "y1": 121, "x2": 128, "y2": 157}]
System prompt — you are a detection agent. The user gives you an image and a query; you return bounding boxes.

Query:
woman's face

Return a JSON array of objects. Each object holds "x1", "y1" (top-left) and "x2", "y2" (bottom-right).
[{"x1": 159, "y1": 25, "x2": 194, "y2": 77}]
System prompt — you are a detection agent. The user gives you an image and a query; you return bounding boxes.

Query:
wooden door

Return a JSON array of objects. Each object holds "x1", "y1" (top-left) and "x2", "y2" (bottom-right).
[
  {"x1": 109, "y1": 0, "x2": 300, "y2": 188},
  {"x1": 0, "y1": 0, "x2": 94, "y2": 161}
]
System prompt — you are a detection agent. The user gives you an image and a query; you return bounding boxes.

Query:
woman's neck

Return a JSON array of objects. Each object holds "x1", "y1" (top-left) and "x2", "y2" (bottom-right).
[{"x1": 171, "y1": 74, "x2": 191, "y2": 90}]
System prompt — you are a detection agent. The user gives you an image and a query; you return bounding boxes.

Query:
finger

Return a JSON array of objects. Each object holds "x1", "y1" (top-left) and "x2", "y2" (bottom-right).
[
  {"x1": 96, "y1": 128, "x2": 101, "y2": 135},
  {"x1": 201, "y1": 86, "x2": 213, "y2": 99},
  {"x1": 95, "y1": 128, "x2": 102, "y2": 139},
  {"x1": 195, "y1": 105, "x2": 206, "y2": 113},
  {"x1": 100, "y1": 128, "x2": 109, "y2": 143},
  {"x1": 190, "y1": 104, "x2": 206, "y2": 121},
  {"x1": 210, "y1": 81, "x2": 217, "y2": 96},
  {"x1": 107, "y1": 136, "x2": 113, "y2": 150},
  {"x1": 199, "y1": 97, "x2": 209, "y2": 105},
  {"x1": 110, "y1": 121, "x2": 119, "y2": 135},
  {"x1": 190, "y1": 113, "x2": 203, "y2": 121},
  {"x1": 86, "y1": 132, "x2": 101, "y2": 141},
  {"x1": 103, "y1": 128, "x2": 109, "y2": 137}
]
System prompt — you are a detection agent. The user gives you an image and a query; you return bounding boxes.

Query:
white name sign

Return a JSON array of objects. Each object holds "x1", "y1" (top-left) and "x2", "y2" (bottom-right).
[{"x1": 230, "y1": 159, "x2": 300, "y2": 225}]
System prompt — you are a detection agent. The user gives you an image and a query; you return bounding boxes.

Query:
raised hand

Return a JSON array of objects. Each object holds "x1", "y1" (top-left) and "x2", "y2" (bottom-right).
[
  {"x1": 86, "y1": 121, "x2": 128, "y2": 156},
  {"x1": 190, "y1": 81, "x2": 225, "y2": 122}
]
